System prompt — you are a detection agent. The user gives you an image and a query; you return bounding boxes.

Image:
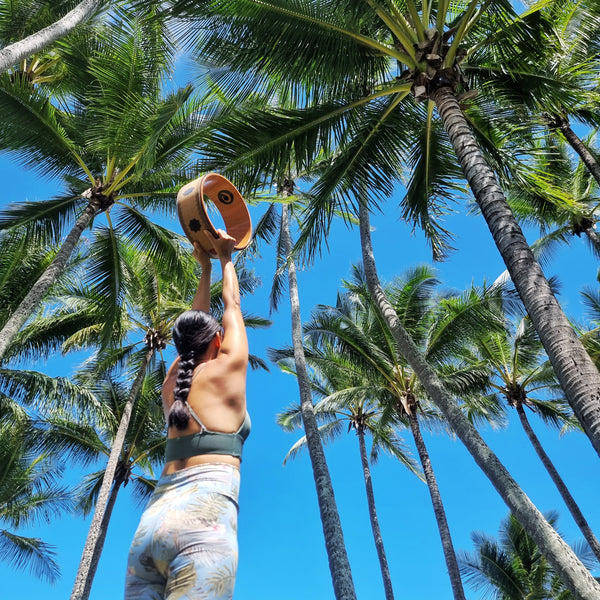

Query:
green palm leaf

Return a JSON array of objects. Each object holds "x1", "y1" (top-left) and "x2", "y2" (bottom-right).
[{"x1": 0, "y1": 530, "x2": 60, "y2": 583}]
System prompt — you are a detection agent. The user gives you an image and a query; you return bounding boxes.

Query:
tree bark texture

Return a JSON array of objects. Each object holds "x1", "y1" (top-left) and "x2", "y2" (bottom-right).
[
  {"x1": 516, "y1": 404, "x2": 600, "y2": 562},
  {"x1": 357, "y1": 198, "x2": 600, "y2": 599},
  {"x1": 357, "y1": 429, "x2": 395, "y2": 600},
  {"x1": 408, "y1": 411, "x2": 466, "y2": 600},
  {"x1": 558, "y1": 122, "x2": 600, "y2": 188},
  {"x1": 280, "y1": 204, "x2": 357, "y2": 600},
  {"x1": 0, "y1": 0, "x2": 104, "y2": 74},
  {"x1": 70, "y1": 348, "x2": 153, "y2": 600},
  {"x1": 0, "y1": 201, "x2": 97, "y2": 363},
  {"x1": 431, "y1": 85, "x2": 600, "y2": 460},
  {"x1": 81, "y1": 473, "x2": 124, "y2": 599},
  {"x1": 583, "y1": 228, "x2": 600, "y2": 257}
]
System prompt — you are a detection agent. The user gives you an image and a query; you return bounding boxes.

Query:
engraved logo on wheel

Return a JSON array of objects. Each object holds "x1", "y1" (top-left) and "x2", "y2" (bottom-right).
[
  {"x1": 189, "y1": 219, "x2": 202, "y2": 232},
  {"x1": 218, "y1": 190, "x2": 234, "y2": 205}
]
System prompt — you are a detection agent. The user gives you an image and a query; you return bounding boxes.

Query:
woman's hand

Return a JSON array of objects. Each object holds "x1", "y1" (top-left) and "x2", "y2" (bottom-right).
[
  {"x1": 207, "y1": 229, "x2": 237, "y2": 259},
  {"x1": 193, "y1": 241, "x2": 212, "y2": 268}
]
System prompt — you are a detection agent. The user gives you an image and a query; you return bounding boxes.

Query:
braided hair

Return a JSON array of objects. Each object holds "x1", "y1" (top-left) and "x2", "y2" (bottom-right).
[{"x1": 168, "y1": 310, "x2": 221, "y2": 430}]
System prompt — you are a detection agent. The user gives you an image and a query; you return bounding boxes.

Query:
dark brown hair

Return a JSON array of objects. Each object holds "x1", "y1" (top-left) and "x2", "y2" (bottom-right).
[{"x1": 168, "y1": 310, "x2": 220, "y2": 430}]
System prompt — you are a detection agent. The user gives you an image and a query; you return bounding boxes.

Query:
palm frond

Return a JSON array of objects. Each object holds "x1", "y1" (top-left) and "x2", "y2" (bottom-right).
[
  {"x1": 282, "y1": 420, "x2": 346, "y2": 464},
  {"x1": 0, "y1": 530, "x2": 60, "y2": 583}
]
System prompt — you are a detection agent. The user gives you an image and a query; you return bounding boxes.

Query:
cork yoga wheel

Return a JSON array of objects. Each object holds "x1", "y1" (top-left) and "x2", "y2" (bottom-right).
[{"x1": 176, "y1": 173, "x2": 252, "y2": 255}]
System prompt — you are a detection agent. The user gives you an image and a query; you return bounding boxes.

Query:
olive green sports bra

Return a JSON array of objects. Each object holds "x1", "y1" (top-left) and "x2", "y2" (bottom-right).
[{"x1": 165, "y1": 405, "x2": 251, "y2": 462}]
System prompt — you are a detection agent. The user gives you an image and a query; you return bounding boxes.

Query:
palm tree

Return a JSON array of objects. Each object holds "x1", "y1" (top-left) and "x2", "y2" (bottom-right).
[
  {"x1": 181, "y1": 169, "x2": 357, "y2": 599},
  {"x1": 49, "y1": 367, "x2": 166, "y2": 600},
  {"x1": 71, "y1": 344, "x2": 161, "y2": 600},
  {"x1": 0, "y1": 0, "x2": 106, "y2": 74},
  {"x1": 275, "y1": 263, "x2": 507, "y2": 600},
  {"x1": 276, "y1": 363, "x2": 420, "y2": 600},
  {"x1": 459, "y1": 512, "x2": 599, "y2": 599},
  {"x1": 177, "y1": 0, "x2": 600, "y2": 457},
  {"x1": 471, "y1": 312, "x2": 600, "y2": 563},
  {"x1": 356, "y1": 196, "x2": 600, "y2": 598},
  {"x1": 0, "y1": 404, "x2": 75, "y2": 584},
  {"x1": 0, "y1": 10, "x2": 214, "y2": 361},
  {"x1": 274, "y1": 184, "x2": 357, "y2": 600}
]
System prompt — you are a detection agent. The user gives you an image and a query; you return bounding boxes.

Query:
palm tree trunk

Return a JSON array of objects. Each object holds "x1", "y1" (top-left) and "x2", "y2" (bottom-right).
[
  {"x1": 554, "y1": 118, "x2": 600, "y2": 187},
  {"x1": 70, "y1": 347, "x2": 153, "y2": 600},
  {"x1": 356, "y1": 427, "x2": 395, "y2": 600},
  {"x1": 583, "y1": 227, "x2": 600, "y2": 256},
  {"x1": 407, "y1": 411, "x2": 466, "y2": 600},
  {"x1": 431, "y1": 84, "x2": 600, "y2": 460},
  {"x1": 357, "y1": 197, "x2": 600, "y2": 599},
  {"x1": 280, "y1": 203, "x2": 357, "y2": 600},
  {"x1": 81, "y1": 472, "x2": 124, "y2": 599},
  {"x1": 0, "y1": 201, "x2": 96, "y2": 363},
  {"x1": 516, "y1": 403, "x2": 600, "y2": 562},
  {"x1": 0, "y1": 0, "x2": 104, "y2": 74}
]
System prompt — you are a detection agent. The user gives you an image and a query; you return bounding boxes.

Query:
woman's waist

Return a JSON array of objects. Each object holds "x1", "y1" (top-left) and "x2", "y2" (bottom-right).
[
  {"x1": 155, "y1": 460, "x2": 241, "y2": 499},
  {"x1": 161, "y1": 453, "x2": 240, "y2": 477}
]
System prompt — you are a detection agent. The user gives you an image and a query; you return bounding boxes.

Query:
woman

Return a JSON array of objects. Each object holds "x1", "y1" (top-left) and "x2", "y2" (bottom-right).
[{"x1": 125, "y1": 229, "x2": 249, "y2": 600}]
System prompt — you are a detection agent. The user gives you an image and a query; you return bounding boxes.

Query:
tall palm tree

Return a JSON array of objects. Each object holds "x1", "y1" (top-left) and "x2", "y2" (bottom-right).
[
  {"x1": 0, "y1": 10, "x2": 214, "y2": 361},
  {"x1": 276, "y1": 364, "x2": 420, "y2": 600},
  {"x1": 275, "y1": 264, "x2": 507, "y2": 600},
  {"x1": 459, "y1": 512, "x2": 599, "y2": 600},
  {"x1": 177, "y1": 0, "x2": 600, "y2": 457},
  {"x1": 191, "y1": 173, "x2": 357, "y2": 599},
  {"x1": 471, "y1": 313, "x2": 600, "y2": 562},
  {"x1": 275, "y1": 185, "x2": 357, "y2": 600},
  {"x1": 356, "y1": 196, "x2": 600, "y2": 598},
  {"x1": 70, "y1": 343, "x2": 161, "y2": 600},
  {"x1": 49, "y1": 366, "x2": 166, "y2": 600}
]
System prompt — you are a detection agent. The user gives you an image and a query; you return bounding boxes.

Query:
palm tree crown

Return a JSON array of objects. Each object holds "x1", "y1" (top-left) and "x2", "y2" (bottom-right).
[
  {"x1": 459, "y1": 512, "x2": 599, "y2": 600},
  {"x1": 0, "y1": 9, "x2": 216, "y2": 360}
]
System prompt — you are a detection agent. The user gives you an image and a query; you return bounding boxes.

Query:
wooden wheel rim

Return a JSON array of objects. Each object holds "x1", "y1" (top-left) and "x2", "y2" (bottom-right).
[{"x1": 176, "y1": 173, "x2": 252, "y2": 255}]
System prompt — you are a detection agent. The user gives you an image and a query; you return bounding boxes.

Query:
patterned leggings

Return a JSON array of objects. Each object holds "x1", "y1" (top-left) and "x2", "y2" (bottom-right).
[{"x1": 125, "y1": 463, "x2": 240, "y2": 600}]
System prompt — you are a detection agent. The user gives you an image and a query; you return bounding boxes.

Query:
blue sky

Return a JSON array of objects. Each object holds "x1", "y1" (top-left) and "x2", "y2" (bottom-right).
[{"x1": 1, "y1": 142, "x2": 599, "y2": 600}]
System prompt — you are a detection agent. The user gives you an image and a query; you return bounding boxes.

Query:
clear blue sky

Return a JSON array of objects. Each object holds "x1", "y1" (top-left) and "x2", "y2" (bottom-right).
[{"x1": 1, "y1": 144, "x2": 599, "y2": 600}]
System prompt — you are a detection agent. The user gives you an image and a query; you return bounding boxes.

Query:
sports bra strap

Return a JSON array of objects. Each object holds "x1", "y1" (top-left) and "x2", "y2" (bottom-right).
[
  {"x1": 187, "y1": 404, "x2": 250, "y2": 435},
  {"x1": 165, "y1": 410, "x2": 251, "y2": 462},
  {"x1": 188, "y1": 404, "x2": 207, "y2": 431}
]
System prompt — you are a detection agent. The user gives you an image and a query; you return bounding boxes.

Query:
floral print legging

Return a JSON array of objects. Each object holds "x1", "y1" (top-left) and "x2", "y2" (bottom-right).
[{"x1": 125, "y1": 463, "x2": 240, "y2": 600}]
